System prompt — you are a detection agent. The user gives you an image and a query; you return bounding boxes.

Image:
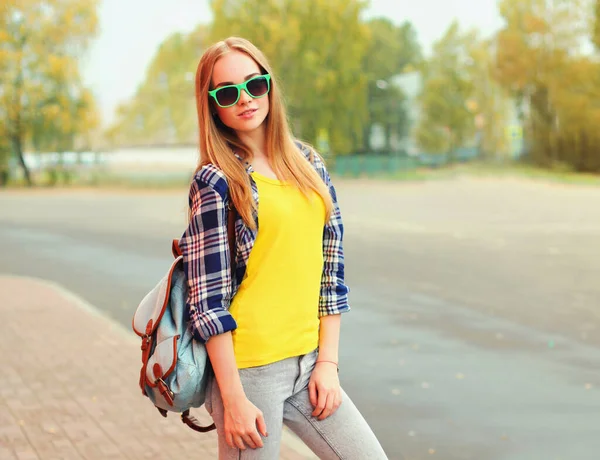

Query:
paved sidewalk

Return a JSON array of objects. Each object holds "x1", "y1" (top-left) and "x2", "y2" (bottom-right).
[{"x1": 0, "y1": 276, "x2": 313, "y2": 460}]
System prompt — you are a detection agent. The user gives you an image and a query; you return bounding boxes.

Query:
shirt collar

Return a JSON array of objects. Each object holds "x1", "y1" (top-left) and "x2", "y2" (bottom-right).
[{"x1": 233, "y1": 151, "x2": 254, "y2": 174}]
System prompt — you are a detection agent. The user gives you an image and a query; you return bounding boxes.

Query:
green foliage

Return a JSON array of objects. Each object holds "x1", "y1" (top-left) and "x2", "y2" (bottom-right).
[
  {"x1": 495, "y1": 0, "x2": 600, "y2": 172},
  {"x1": 363, "y1": 19, "x2": 421, "y2": 151},
  {"x1": 110, "y1": 2, "x2": 424, "y2": 156},
  {"x1": 466, "y1": 38, "x2": 512, "y2": 159},
  {"x1": 363, "y1": 18, "x2": 422, "y2": 82},
  {"x1": 415, "y1": 21, "x2": 476, "y2": 156},
  {"x1": 0, "y1": 0, "x2": 100, "y2": 185},
  {"x1": 209, "y1": 0, "x2": 370, "y2": 154}
]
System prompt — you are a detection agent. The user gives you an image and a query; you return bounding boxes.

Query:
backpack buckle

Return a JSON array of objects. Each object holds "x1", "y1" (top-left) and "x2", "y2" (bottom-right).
[{"x1": 156, "y1": 378, "x2": 174, "y2": 406}]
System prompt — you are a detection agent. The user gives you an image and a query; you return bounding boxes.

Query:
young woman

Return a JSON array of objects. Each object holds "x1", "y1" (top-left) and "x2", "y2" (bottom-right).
[{"x1": 179, "y1": 37, "x2": 388, "y2": 460}]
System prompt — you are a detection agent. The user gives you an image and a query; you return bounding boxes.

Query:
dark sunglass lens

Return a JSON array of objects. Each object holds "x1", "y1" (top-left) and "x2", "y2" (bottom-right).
[
  {"x1": 246, "y1": 77, "x2": 269, "y2": 97},
  {"x1": 216, "y1": 87, "x2": 239, "y2": 106}
]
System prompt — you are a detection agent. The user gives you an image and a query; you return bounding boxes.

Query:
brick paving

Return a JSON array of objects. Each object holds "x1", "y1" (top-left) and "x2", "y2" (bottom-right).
[{"x1": 0, "y1": 276, "x2": 311, "y2": 460}]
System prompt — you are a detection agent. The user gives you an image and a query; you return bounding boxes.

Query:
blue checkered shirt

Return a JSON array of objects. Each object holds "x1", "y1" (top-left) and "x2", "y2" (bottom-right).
[{"x1": 178, "y1": 144, "x2": 350, "y2": 343}]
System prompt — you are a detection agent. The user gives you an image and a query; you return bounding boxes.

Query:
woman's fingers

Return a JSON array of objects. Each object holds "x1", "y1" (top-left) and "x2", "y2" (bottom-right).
[
  {"x1": 233, "y1": 434, "x2": 246, "y2": 450},
  {"x1": 312, "y1": 386, "x2": 329, "y2": 417},
  {"x1": 318, "y1": 392, "x2": 335, "y2": 420},
  {"x1": 246, "y1": 429, "x2": 264, "y2": 449},
  {"x1": 242, "y1": 433, "x2": 259, "y2": 449},
  {"x1": 223, "y1": 399, "x2": 268, "y2": 450},
  {"x1": 226, "y1": 412, "x2": 267, "y2": 450},
  {"x1": 312, "y1": 387, "x2": 343, "y2": 420},
  {"x1": 256, "y1": 412, "x2": 268, "y2": 438},
  {"x1": 226, "y1": 431, "x2": 235, "y2": 449},
  {"x1": 309, "y1": 380, "x2": 318, "y2": 407}
]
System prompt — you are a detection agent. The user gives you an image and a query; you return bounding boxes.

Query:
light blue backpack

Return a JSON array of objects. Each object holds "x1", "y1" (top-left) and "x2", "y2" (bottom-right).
[{"x1": 132, "y1": 208, "x2": 236, "y2": 432}]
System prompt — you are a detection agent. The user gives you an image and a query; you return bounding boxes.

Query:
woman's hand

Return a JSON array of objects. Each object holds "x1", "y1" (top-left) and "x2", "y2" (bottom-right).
[
  {"x1": 223, "y1": 395, "x2": 268, "y2": 450},
  {"x1": 308, "y1": 361, "x2": 342, "y2": 420}
]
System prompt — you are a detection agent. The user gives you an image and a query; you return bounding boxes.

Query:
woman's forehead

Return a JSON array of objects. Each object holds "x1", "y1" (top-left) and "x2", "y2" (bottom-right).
[{"x1": 212, "y1": 51, "x2": 260, "y2": 85}]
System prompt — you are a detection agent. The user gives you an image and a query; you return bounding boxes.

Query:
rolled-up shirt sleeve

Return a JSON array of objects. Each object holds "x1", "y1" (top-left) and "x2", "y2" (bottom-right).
[
  {"x1": 179, "y1": 171, "x2": 237, "y2": 343},
  {"x1": 318, "y1": 161, "x2": 351, "y2": 317}
]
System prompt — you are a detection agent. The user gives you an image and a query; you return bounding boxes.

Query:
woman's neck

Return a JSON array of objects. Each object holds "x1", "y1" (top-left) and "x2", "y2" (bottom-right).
[{"x1": 236, "y1": 124, "x2": 267, "y2": 158}]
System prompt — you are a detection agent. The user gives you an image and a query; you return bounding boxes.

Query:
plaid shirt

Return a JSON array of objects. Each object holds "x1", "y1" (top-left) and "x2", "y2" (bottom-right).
[{"x1": 179, "y1": 144, "x2": 350, "y2": 343}]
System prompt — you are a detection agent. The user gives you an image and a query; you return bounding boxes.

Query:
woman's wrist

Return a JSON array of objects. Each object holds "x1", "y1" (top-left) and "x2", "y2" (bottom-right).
[
  {"x1": 315, "y1": 360, "x2": 339, "y2": 372},
  {"x1": 316, "y1": 359, "x2": 338, "y2": 366},
  {"x1": 205, "y1": 332, "x2": 246, "y2": 406},
  {"x1": 221, "y1": 385, "x2": 247, "y2": 407}
]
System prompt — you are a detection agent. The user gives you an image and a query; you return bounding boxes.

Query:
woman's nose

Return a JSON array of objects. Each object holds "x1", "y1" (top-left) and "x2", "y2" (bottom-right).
[{"x1": 238, "y1": 88, "x2": 252, "y2": 104}]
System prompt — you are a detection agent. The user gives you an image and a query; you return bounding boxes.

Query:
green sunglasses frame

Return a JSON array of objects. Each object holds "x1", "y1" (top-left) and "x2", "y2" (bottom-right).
[{"x1": 208, "y1": 74, "x2": 272, "y2": 108}]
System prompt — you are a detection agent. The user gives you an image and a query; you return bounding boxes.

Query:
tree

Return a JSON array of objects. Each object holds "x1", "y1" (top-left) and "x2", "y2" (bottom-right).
[
  {"x1": 466, "y1": 38, "x2": 512, "y2": 159},
  {"x1": 493, "y1": 0, "x2": 597, "y2": 171},
  {"x1": 362, "y1": 18, "x2": 422, "y2": 152},
  {"x1": 546, "y1": 56, "x2": 600, "y2": 172},
  {"x1": 0, "y1": 0, "x2": 99, "y2": 185},
  {"x1": 0, "y1": 119, "x2": 11, "y2": 185},
  {"x1": 415, "y1": 21, "x2": 476, "y2": 157},
  {"x1": 107, "y1": 25, "x2": 209, "y2": 147},
  {"x1": 210, "y1": 0, "x2": 370, "y2": 155}
]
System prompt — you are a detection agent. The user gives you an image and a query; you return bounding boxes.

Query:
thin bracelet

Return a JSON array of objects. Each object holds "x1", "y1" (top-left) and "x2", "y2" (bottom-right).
[{"x1": 316, "y1": 360, "x2": 339, "y2": 373}]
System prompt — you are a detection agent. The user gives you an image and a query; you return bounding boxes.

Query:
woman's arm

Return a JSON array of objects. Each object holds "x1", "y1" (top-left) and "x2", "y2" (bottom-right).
[
  {"x1": 206, "y1": 332, "x2": 245, "y2": 403},
  {"x1": 309, "y1": 314, "x2": 343, "y2": 421},
  {"x1": 206, "y1": 333, "x2": 267, "y2": 450},
  {"x1": 181, "y1": 167, "x2": 266, "y2": 449},
  {"x1": 317, "y1": 314, "x2": 341, "y2": 365},
  {"x1": 306, "y1": 151, "x2": 350, "y2": 420},
  {"x1": 180, "y1": 169, "x2": 237, "y2": 342},
  {"x1": 316, "y1": 158, "x2": 350, "y2": 317}
]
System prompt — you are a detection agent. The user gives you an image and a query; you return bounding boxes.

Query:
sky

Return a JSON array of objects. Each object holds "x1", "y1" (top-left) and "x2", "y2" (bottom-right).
[{"x1": 81, "y1": 0, "x2": 504, "y2": 126}]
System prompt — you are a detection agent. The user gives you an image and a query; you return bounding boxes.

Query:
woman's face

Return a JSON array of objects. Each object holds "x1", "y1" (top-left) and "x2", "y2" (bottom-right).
[{"x1": 210, "y1": 51, "x2": 270, "y2": 134}]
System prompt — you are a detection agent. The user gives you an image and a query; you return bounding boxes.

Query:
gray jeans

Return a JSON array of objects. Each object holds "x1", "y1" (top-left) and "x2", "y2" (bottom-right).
[{"x1": 205, "y1": 349, "x2": 388, "y2": 459}]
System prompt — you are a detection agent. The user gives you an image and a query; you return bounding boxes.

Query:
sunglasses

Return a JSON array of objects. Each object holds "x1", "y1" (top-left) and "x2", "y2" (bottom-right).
[{"x1": 208, "y1": 74, "x2": 271, "y2": 108}]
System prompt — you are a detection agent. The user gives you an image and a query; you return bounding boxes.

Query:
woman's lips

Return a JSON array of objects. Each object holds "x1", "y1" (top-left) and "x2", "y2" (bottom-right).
[{"x1": 238, "y1": 108, "x2": 257, "y2": 118}]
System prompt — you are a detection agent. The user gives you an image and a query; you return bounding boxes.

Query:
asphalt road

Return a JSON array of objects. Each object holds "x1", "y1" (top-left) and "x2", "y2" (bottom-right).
[{"x1": 1, "y1": 176, "x2": 600, "y2": 460}]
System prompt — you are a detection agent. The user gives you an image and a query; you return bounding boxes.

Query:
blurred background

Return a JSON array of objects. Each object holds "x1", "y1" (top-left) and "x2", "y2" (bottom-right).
[
  {"x1": 3, "y1": 0, "x2": 600, "y2": 184},
  {"x1": 1, "y1": 1, "x2": 600, "y2": 460}
]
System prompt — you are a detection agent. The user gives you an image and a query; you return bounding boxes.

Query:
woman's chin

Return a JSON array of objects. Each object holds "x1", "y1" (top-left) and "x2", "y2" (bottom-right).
[{"x1": 232, "y1": 115, "x2": 267, "y2": 134}]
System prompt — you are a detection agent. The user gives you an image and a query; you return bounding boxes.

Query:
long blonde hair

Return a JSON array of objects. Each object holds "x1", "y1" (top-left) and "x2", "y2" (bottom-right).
[{"x1": 193, "y1": 37, "x2": 333, "y2": 229}]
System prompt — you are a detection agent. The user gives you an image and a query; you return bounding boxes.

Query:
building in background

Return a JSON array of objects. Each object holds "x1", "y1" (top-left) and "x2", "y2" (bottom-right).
[{"x1": 390, "y1": 71, "x2": 423, "y2": 156}]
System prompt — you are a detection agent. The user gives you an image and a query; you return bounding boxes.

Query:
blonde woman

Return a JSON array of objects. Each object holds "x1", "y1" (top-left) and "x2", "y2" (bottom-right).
[{"x1": 179, "y1": 37, "x2": 388, "y2": 460}]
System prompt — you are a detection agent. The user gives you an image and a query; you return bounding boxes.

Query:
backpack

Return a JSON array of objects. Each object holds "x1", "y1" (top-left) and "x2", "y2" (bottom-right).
[{"x1": 132, "y1": 203, "x2": 236, "y2": 433}]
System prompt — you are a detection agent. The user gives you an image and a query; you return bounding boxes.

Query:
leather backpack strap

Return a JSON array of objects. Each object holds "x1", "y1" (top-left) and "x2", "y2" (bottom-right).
[
  {"x1": 181, "y1": 409, "x2": 216, "y2": 432},
  {"x1": 172, "y1": 239, "x2": 182, "y2": 258},
  {"x1": 154, "y1": 408, "x2": 216, "y2": 433}
]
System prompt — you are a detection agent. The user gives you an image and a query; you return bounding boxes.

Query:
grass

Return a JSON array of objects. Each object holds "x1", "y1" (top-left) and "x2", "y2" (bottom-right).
[
  {"x1": 453, "y1": 162, "x2": 600, "y2": 186},
  {"x1": 379, "y1": 161, "x2": 600, "y2": 186},
  {"x1": 2, "y1": 162, "x2": 599, "y2": 190}
]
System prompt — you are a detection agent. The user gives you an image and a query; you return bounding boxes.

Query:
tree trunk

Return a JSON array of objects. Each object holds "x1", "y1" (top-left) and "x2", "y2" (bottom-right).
[
  {"x1": 364, "y1": 124, "x2": 372, "y2": 152},
  {"x1": 384, "y1": 123, "x2": 392, "y2": 152},
  {"x1": 12, "y1": 134, "x2": 33, "y2": 186},
  {"x1": 11, "y1": 35, "x2": 33, "y2": 186}
]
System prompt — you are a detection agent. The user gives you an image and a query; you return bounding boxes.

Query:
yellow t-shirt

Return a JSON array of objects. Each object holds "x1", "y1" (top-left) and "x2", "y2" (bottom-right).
[{"x1": 229, "y1": 171, "x2": 326, "y2": 369}]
